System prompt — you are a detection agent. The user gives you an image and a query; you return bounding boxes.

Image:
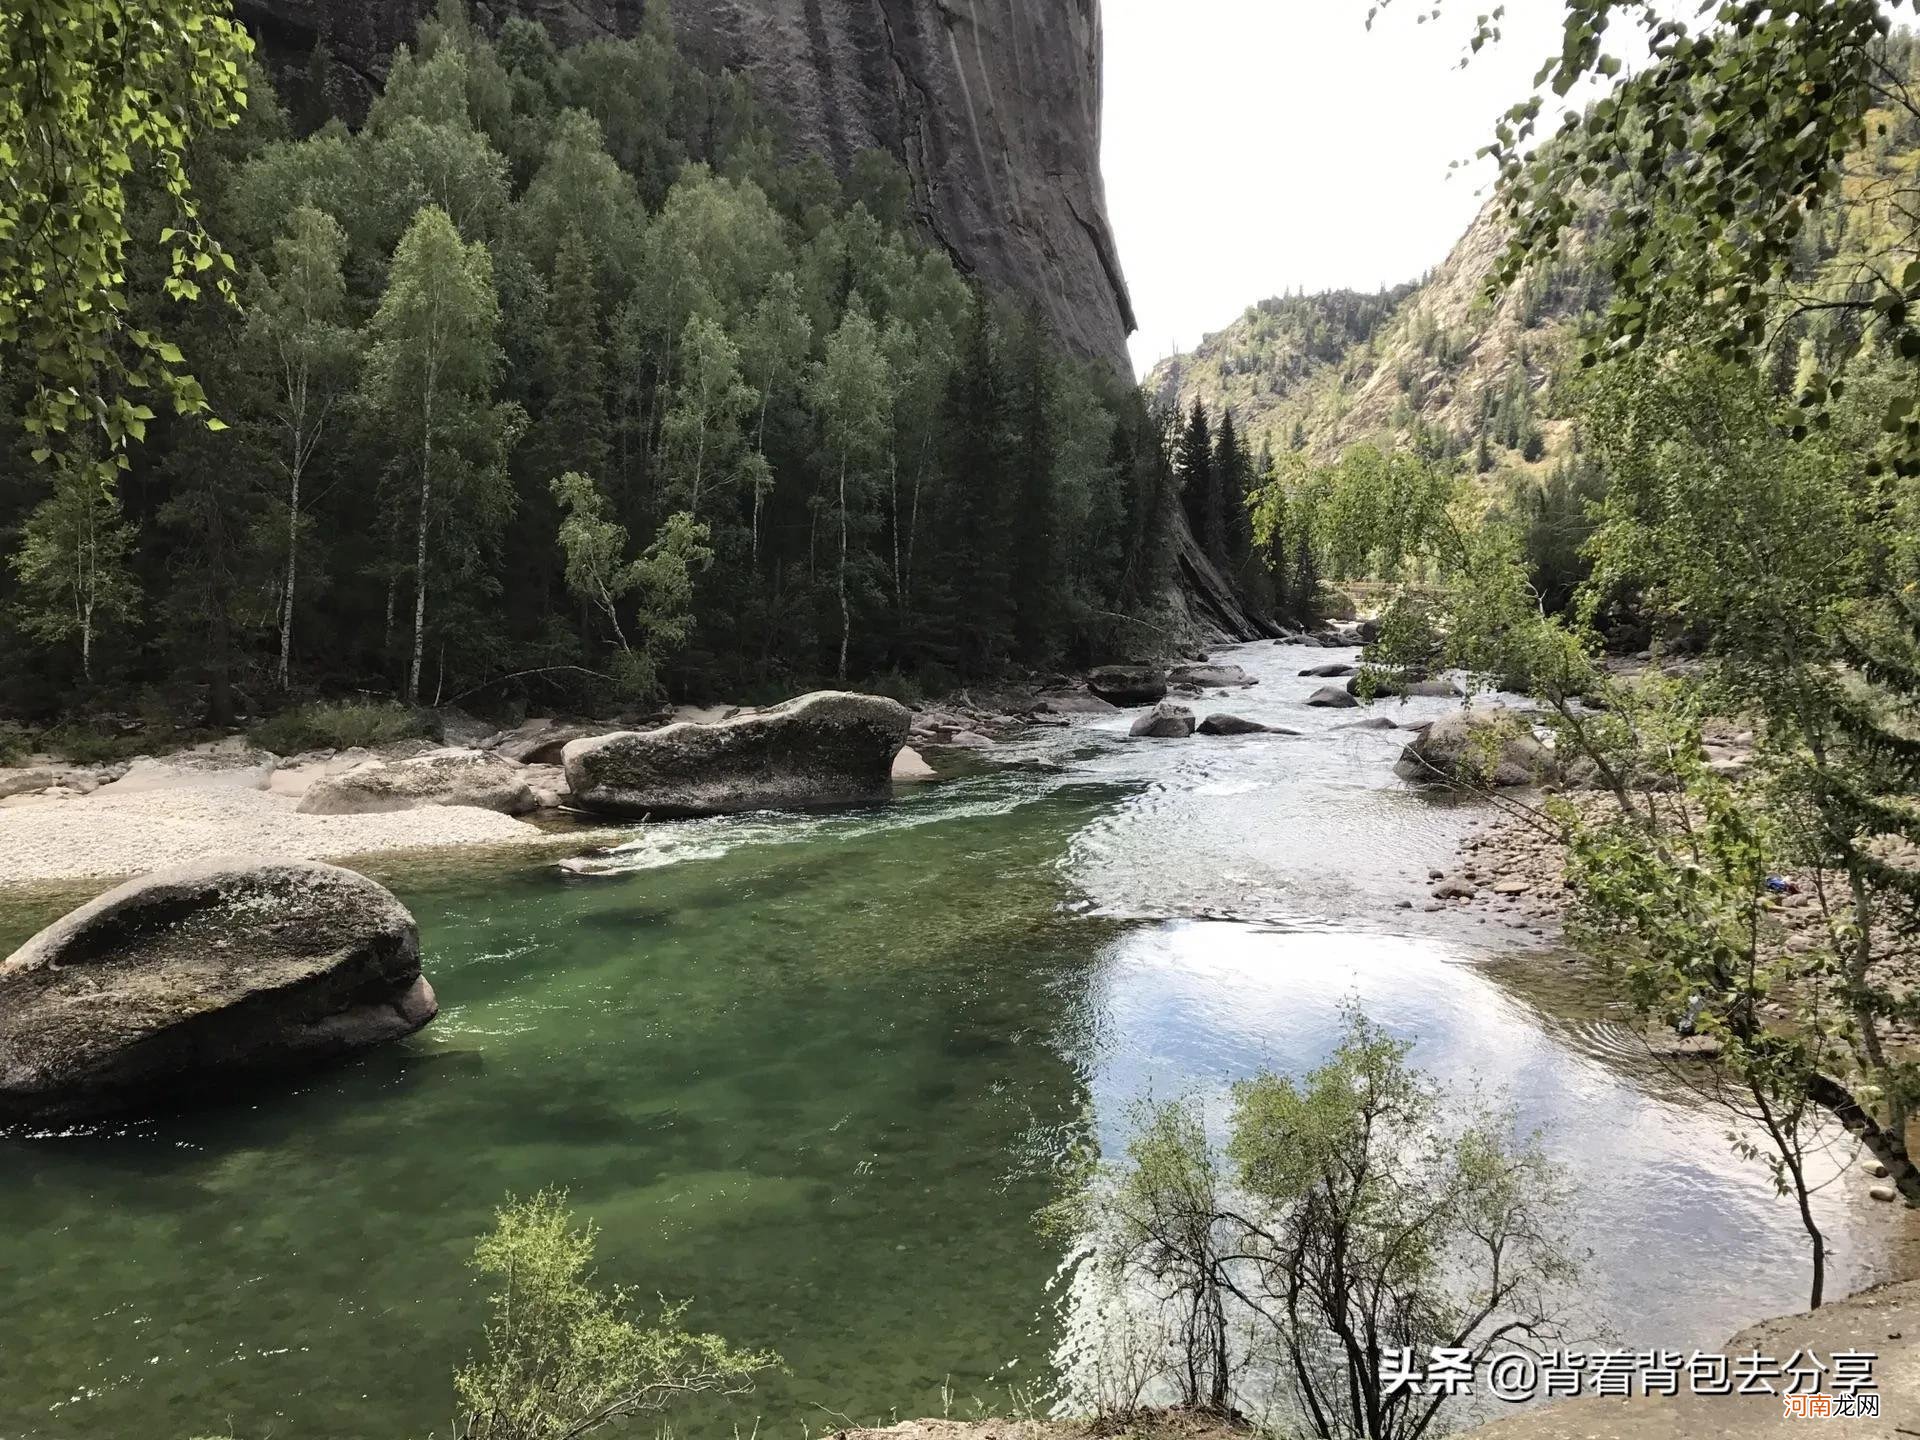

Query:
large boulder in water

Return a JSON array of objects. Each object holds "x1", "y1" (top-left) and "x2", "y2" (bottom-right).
[
  {"x1": 1306, "y1": 686, "x2": 1359, "y2": 709},
  {"x1": 1394, "y1": 705, "x2": 1557, "y2": 788},
  {"x1": 0, "y1": 859, "x2": 434, "y2": 1125},
  {"x1": 563, "y1": 691, "x2": 911, "y2": 818},
  {"x1": 297, "y1": 749, "x2": 538, "y2": 816},
  {"x1": 1128, "y1": 702, "x2": 1196, "y2": 739},
  {"x1": 1086, "y1": 665, "x2": 1168, "y2": 707},
  {"x1": 1197, "y1": 713, "x2": 1287, "y2": 736}
]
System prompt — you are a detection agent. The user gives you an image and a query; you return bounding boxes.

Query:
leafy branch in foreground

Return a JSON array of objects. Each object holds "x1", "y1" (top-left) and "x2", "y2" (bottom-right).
[
  {"x1": 1, "y1": 0, "x2": 252, "y2": 471},
  {"x1": 452, "y1": 1190, "x2": 779, "y2": 1440}
]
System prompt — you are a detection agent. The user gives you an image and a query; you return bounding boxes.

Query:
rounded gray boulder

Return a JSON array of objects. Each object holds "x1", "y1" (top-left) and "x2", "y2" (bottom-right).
[
  {"x1": 1394, "y1": 705, "x2": 1557, "y2": 788},
  {"x1": 563, "y1": 690, "x2": 912, "y2": 818},
  {"x1": 0, "y1": 859, "x2": 434, "y2": 1125},
  {"x1": 1128, "y1": 701, "x2": 1196, "y2": 739}
]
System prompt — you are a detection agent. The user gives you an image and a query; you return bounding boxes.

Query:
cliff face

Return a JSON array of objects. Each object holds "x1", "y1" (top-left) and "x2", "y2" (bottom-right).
[
  {"x1": 244, "y1": 0, "x2": 1268, "y2": 641},
  {"x1": 239, "y1": 0, "x2": 1135, "y2": 370}
]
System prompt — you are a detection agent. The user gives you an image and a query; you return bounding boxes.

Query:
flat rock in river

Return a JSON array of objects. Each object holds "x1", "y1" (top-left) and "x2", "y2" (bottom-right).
[
  {"x1": 1197, "y1": 713, "x2": 1285, "y2": 736},
  {"x1": 0, "y1": 859, "x2": 434, "y2": 1125},
  {"x1": 1168, "y1": 662, "x2": 1256, "y2": 689},
  {"x1": 1299, "y1": 663, "x2": 1357, "y2": 678},
  {"x1": 563, "y1": 691, "x2": 911, "y2": 818},
  {"x1": 1086, "y1": 665, "x2": 1168, "y2": 706}
]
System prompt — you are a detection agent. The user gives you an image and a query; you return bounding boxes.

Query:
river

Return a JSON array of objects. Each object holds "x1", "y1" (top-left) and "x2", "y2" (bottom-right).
[{"x1": 0, "y1": 641, "x2": 1910, "y2": 1438}]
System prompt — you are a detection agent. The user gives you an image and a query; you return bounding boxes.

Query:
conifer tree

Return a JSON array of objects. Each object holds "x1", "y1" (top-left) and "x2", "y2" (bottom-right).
[
  {"x1": 1010, "y1": 313, "x2": 1057, "y2": 661},
  {"x1": 1177, "y1": 401, "x2": 1215, "y2": 560},
  {"x1": 536, "y1": 231, "x2": 611, "y2": 484},
  {"x1": 940, "y1": 297, "x2": 1014, "y2": 677}
]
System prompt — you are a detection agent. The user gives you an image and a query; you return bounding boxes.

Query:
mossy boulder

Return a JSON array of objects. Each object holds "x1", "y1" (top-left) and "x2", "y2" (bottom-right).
[
  {"x1": 0, "y1": 859, "x2": 434, "y2": 1125},
  {"x1": 1394, "y1": 705, "x2": 1556, "y2": 788},
  {"x1": 563, "y1": 691, "x2": 912, "y2": 819}
]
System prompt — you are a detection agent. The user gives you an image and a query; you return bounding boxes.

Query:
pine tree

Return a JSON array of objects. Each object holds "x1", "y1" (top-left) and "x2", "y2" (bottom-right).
[
  {"x1": 1010, "y1": 312, "x2": 1057, "y2": 661},
  {"x1": 536, "y1": 231, "x2": 611, "y2": 483},
  {"x1": 1176, "y1": 401, "x2": 1214, "y2": 558},
  {"x1": 939, "y1": 297, "x2": 1014, "y2": 677}
]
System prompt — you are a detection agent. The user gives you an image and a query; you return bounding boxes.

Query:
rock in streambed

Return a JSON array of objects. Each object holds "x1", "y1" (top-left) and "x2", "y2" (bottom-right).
[
  {"x1": 0, "y1": 859, "x2": 434, "y2": 1125},
  {"x1": 563, "y1": 691, "x2": 912, "y2": 818}
]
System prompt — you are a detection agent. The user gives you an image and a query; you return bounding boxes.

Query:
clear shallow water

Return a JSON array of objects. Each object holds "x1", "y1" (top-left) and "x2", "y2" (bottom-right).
[{"x1": 0, "y1": 642, "x2": 1909, "y2": 1439}]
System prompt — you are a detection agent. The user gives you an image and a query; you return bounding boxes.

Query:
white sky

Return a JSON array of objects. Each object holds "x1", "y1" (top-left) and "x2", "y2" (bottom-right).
[{"x1": 1102, "y1": 1, "x2": 1580, "y2": 376}]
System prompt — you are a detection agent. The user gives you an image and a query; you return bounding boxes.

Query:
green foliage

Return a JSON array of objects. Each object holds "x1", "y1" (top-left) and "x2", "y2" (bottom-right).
[
  {"x1": 7, "y1": 460, "x2": 140, "y2": 679},
  {"x1": 0, "y1": 0, "x2": 252, "y2": 477},
  {"x1": 551, "y1": 472, "x2": 711, "y2": 699},
  {"x1": 0, "y1": 1, "x2": 1188, "y2": 720},
  {"x1": 452, "y1": 1190, "x2": 779, "y2": 1440},
  {"x1": 1054, "y1": 1012, "x2": 1577, "y2": 1434},
  {"x1": 249, "y1": 698, "x2": 427, "y2": 753}
]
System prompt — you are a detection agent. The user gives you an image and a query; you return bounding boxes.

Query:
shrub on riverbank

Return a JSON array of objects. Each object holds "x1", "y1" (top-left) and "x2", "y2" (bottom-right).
[{"x1": 249, "y1": 700, "x2": 428, "y2": 755}]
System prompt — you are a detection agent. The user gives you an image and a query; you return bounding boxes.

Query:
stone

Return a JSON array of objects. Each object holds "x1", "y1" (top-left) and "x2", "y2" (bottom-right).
[
  {"x1": 1491, "y1": 879, "x2": 1532, "y2": 895},
  {"x1": 564, "y1": 690, "x2": 911, "y2": 819},
  {"x1": 1394, "y1": 706, "x2": 1557, "y2": 788},
  {"x1": 1306, "y1": 686, "x2": 1359, "y2": 709},
  {"x1": 1299, "y1": 663, "x2": 1357, "y2": 678},
  {"x1": 0, "y1": 859, "x2": 434, "y2": 1125},
  {"x1": 1871, "y1": 1185, "x2": 1898, "y2": 1203},
  {"x1": 95, "y1": 745, "x2": 276, "y2": 795},
  {"x1": 297, "y1": 750, "x2": 539, "y2": 816},
  {"x1": 943, "y1": 730, "x2": 995, "y2": 749},
  {"x1": 1129, "y1": 702, "x2": 1196, "y2": 739},
  {"x1": 1032, "y1": 690, "x2": 1118, "y2": 716},
  {"x1": 891, "y1": 746, "x2": 937, "y2": 782},
  {"x1": 1334, "y1": 716, "x2": 1398, "y2": 731},
  {"x1": 1432, "y1": 878, "x2": 1477, "y2": 900},
  {"x1": 1086, "y1": 665, "x2": 1168, "y2": 707},
  {"x1": 1197, "y1": 713, "x2": 1281, "y2": 736},
  {"x1": 0, "y1": 767, "x2": 71, "y2": 800},
  {"x1": 1869, "y1": 1160, "x2": 1891, "y2": 1179},
  {"x1": 491, "y1": 720, "x2": 618, "y2": 767},
  {"x1": 1168, "y1": 662, "x2": 1256, "y2": 689}
]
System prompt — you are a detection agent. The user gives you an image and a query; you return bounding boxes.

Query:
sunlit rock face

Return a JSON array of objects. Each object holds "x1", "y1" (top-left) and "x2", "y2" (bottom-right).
[{"x1": 240, "y1": 0, "x2": 1136, "y2": 369}]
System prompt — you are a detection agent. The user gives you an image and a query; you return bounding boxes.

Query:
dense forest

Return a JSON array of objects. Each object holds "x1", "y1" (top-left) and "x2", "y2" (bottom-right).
[{"x1": 0, "y1": 0, "x2": 1207, "y2": 737}]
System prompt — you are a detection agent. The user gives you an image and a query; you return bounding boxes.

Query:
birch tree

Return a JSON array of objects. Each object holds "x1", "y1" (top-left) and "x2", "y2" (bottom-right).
[
  {"x1": 808, "y1": 311, "x2": 890, "y2": 681},
  {"x1": 243, "y1": 205, "x2": 357, "y2": 688},
  {"x1": 362, "y1": 205, "x2": 504, "y2": 703}
]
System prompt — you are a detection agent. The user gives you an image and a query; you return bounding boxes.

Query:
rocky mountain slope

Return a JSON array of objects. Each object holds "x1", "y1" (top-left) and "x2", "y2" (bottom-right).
[
  {"x1": 1150, "y1": 197, "x2": 1605, "y2": 470},
  {"x1": 241, "y1": 0, "x2": 1268, "y2": 641}
]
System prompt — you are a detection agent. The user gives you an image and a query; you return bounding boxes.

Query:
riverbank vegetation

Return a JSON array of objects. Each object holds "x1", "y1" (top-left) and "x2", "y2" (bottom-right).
[
  {"x1": 1047, "y1": 1014, "x2": 1577, "y2": 1436},
  {"x1": 0, "y1": 0, "x2": 1197, "y2": 740},
  {"x1": 1246, "y1": 4, "x2": 1920, "y2": 1310}
]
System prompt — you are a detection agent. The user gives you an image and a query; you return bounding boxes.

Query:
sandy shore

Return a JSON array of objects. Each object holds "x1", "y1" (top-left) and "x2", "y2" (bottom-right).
[{"x1": 0, "y1": 785, "x2": 580, "y2": 887}]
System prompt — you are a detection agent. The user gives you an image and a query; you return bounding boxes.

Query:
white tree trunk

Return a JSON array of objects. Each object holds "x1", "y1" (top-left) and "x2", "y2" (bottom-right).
[
  {"x1": 838, "y1": 458, "x2": 851, "y2": 682},
  {"x1": 408, "y1": 359, "x2": 436, "y2": 706}
]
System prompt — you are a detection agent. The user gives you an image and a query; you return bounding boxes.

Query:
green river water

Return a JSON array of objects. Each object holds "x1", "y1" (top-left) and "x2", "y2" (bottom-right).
[{"x1": 0, "y1": 642, "x2": 1910, "y2": 1439}]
